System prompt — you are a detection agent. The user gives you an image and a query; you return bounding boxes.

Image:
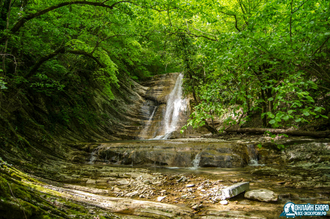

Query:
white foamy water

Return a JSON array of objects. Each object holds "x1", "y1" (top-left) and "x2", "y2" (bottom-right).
[
  {"x1": 139, "y1": 106, "x2": 158, "y2": 138},
  {"x1": 153, "y1": 73, "x2": 188, "y2": 139},
  {"x1": 191, "y1": 153, "x2": 201, "y2": 169}
]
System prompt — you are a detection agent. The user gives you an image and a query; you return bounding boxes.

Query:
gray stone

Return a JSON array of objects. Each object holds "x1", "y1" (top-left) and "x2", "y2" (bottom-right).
[
  {"x1": 125, "y1": 191, "x2": 139, "y2": 197},
  {"x1": 86, "y1": 179, "x2": 96, "y2": 184},
  {"x1": 177, "y1": 176, "x2": 188, "y2": 182},
  {"x1": 222, "y1": 182, "x2": 249, "y2": 199},
  {"x1": 186, "y1": 184, "x2": 195, "y2": 187},
  {"x1": 244, "y1": 189, "x2": 278, "y2": 202}
]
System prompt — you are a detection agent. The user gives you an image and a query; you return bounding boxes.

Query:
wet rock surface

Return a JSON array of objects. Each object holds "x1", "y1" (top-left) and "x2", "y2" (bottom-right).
[
  {"x1": 35, "y1": 152, "x2": 329, "y2": 218},
  {"x1": 90, "y1": 139, "x2": 247, "y2": 168},
  {"x1": 244, "y1": 189, "x2": 278, "y2": 202},
  {"x1": 13, "y1": 137, "x2": 330, "y2": 218}
]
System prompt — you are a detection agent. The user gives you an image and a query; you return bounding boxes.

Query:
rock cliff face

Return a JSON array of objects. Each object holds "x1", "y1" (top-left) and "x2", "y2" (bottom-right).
[
  {"x1": 0, "y1": 72, "x2": 193, "y2": 165},
  {"x1": 138, "y1": 73, "x2": 190, "y2": 139},
  {"x1": 89, "y1": 139, "x2": 249, "y2": 168},
  {"x1": 57, "y1": 72, "x2": 191, "y2": 141}
]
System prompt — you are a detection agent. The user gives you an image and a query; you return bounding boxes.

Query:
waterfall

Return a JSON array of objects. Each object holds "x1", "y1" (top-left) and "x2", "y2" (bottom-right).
[
  {"x1": 139, "y1": 106, "x2": 158, "y2": 139},
  {"x1": 153, "y1": 73, "x2": 188, "y2": 139},
  {"x1": 88, "y1": 150, "x2": 97, "y2": 164},
  {"x1": 191, "y1": 153, "x2": 201, "y2": 169},
  {"x1": 138, "y1": 73, "x2": 188, "y2": 140},
  {"x1": 163, "y1": 73, "x2": 186, "y2": 134},
  {"x1": 247, "y1": 144, "x2": 264, "y2": 166}
]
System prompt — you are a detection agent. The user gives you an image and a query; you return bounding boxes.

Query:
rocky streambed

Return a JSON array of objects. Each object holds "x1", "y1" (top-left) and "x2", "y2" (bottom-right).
[
  {"x1": 2, "y1": 137, "x2": 330, "y2": 219},
  {"x1": 34, "y1": 137, "x2": 330, "y2": 218},
  {"x1": 25, "y1": 161, "x2": 330, "y2": 218}
]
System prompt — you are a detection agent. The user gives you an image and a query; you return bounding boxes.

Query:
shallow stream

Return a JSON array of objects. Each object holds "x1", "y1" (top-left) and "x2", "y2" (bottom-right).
[{"x1": 67, "y1": 161, "x2": 329, "y2": 219}]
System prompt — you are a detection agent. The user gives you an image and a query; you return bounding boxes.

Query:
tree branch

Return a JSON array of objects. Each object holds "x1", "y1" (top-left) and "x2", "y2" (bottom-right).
[
  {"x1": 25, "y1": 47, "x2": 66, "y2": 79},
  {"x1": 292, "y1": 0, "x2": 309, "y2": 14},
  {"x1": 219, "y1": 11, "x2": 241, "y2": 32},
  {"x1": 67, "y1": 50, "x2": 106, "y2": 68},
  {"x1": 312, "y1": 36, "x2": 330, "y2": 57},
  {"x1": 0, "y1": 1, "x2": 132, "y2": 43},
  {"x1": 189, "y1": 33, "x2": 218, "y2": 41},
  {"x1": 25, "y1": 47, "x2": 106, "y2": 80}
]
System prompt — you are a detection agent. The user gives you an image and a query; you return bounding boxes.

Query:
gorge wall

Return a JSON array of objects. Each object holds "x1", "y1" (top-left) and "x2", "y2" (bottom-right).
[{"x1": 0, "y1": 72, "x2": 195, "y2": 165}]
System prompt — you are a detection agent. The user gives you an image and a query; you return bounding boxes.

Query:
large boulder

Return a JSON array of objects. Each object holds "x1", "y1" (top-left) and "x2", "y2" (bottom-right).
[
  {"x1": 222, "y1": 182, "x2": 250, "y2": 199},
  {"x1": 244, "y1": 189, "x2": 278, "y2": 202}
]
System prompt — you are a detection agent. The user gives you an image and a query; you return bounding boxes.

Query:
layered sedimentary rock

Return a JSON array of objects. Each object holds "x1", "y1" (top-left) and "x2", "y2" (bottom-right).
[
  {"x1": 83, "y1": 72, "x2": 191, "y2": 141},
  {"x1": 138, "y1": 73, "x2": 190, "y2": 139},
  {"x1": 90, "y1": 139, "x2": 249, "y2": 167}
]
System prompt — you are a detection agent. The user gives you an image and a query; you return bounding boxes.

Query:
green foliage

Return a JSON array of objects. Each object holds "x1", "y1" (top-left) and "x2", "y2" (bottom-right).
[
  {"x1": 177, "y1": 0, "x2": 330, "y2": 131},
  {"x1": 264, "y1": 131, "x2": 289, "y2": 150},
  {"x1": 0, "y1": 0, "x2": 330, "y2": 153},
  {"x1": 0, "y1": 77, "x2": 7, "y2": 90}
]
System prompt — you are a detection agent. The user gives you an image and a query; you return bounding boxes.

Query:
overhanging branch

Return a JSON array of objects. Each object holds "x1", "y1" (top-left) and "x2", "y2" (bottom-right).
[
  {"x1": 0, "y1": 1, "x2": 133, "y2": 43},
  {"x1": 25, "y1": 47, "x2": 106, "y2": 80}
]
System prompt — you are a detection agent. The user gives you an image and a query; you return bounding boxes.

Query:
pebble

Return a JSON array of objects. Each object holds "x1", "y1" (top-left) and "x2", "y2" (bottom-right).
[
  {"x1": 177, "y1": 176, "x2": 188, "y2": 182},
  {"x1": 186, "y1": 184, "x2": 195, "y2": 187},
  {"x1": 220, "y1": 200, "x2": 229, "y2": 205},
  {"x1": 157, "y1": 196, "x2": 166, "y2": 202},
  {"x1": 192, "y1": 203, "x2": 202, "y2": 210}
]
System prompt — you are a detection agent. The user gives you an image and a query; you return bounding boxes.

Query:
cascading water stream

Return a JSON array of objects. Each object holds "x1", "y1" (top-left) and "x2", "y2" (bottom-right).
[
  {"x1": 163, "y1": 73, "x2": 186, "y2": 134},
  {"x1": 139, "y1": 106, "x2": 158, "y2": 139},
  {"x1": 153, "y1": 73, "x2": 188, "y2": 139},
  {"x1": 191, "y1": 153, "x2": 201, "y2": 169},
  {"x1": 247, "y1": 144, "x2": 264, "y2": 166},
  {"x1": 88, "y1": 151, "x2": 97, "y2": 164}
]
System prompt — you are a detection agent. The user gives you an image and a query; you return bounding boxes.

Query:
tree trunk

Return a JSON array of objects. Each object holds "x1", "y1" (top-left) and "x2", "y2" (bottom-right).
[
  {"x1": 226, "y1": 128, "x2": 330, "y2": 138},
  {"x1": 203, "y1": 120, "x2": 218, "y2": 134},
  {"x1": 260, "y1": 91, "x2": 267, "y2": 127}
]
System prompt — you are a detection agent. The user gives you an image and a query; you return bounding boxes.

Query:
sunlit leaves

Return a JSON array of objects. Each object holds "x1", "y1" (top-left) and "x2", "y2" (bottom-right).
[{"x1": 179, "y1": 0, "x2": 329, "y2": 131}]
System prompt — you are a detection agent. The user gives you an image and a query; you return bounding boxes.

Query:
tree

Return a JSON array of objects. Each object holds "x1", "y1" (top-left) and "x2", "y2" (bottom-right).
[{"x1": 179, "y1": 0, "x2": 329, "y2": 132}]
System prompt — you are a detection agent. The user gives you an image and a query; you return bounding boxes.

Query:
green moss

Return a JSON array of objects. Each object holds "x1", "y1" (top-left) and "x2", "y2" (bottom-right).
[{"x1": 0, "y1": 163, "x2": 121, "y2": 219}]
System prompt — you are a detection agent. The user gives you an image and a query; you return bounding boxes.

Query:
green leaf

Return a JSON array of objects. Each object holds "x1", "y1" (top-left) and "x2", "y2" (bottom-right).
[
  {"x1": 314, "y1": 107, "x2": 323, "y2": 112},
  {"x1": 269, "y1": 119, "x2": 276, "y2": 124},
  {"x1": 283, "y1": 115, "x2": 290, "y2": 121},
  {"x1": 288, "y1": 110, "x2": 294, "y2": 114},
  {"x1": 303, "y1": 111, "x2": 310, "y2": 116}
]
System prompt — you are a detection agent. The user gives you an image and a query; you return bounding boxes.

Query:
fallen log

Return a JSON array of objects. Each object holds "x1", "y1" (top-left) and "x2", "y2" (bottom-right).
[{"x1": 225, "y1": 128, "x2": 330, "y2": 138}]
